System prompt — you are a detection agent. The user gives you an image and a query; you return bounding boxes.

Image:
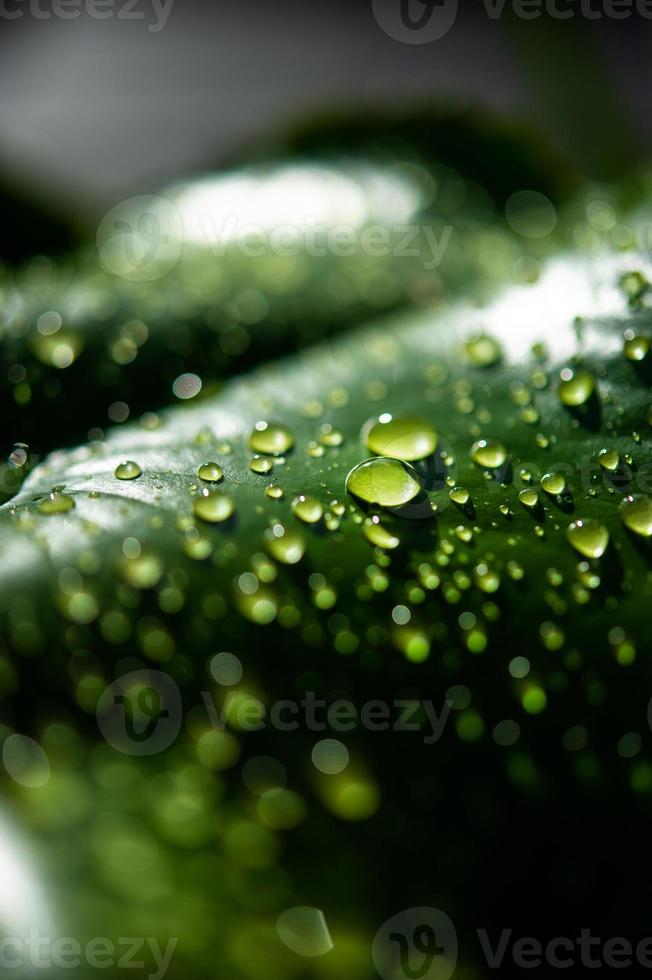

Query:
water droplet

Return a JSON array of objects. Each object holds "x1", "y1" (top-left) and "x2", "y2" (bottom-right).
[
  {"x1": 624, "y1": 332, "x2": 649, "y2": 362},
  {"x1": 470, "y1": 439, "x2": 507, "y2": 469},
  {"x1": 249, "y1": 422, "x2": 294, "y2": 455},
  {"x1": 250, "y1": 456, "x2": 273, "y2": 474},
  {"x1": 292, "y1": 495, "x2": 323, "y2": 524},
  {"x1": 363, "y1": 519, "x2": 399, "y2": 550},
  {"x1": 318, "y1": 424, "x2": 343, "y2": 447},
  {"x1": 464, "y1": 334, "x2": 502, "y2": 367},
  {"x1": 197, "y1": 462, "x2": 223, "y2": 483},
  {"x1": 120, "y1": 553, "x2": 163, "y2": 589},
  {"x1": 115, "y1": 460, "x2": 142, "y2": 480},
  {"x1": 519, "y1": 488, "x2": 539, "y2": 509},
  {"x1": 265, "y1": 484, "x2": 284, "y2": 499},
  {"x1": 276, "y1": 907, "x2": 333, "y2": 958},
  {"x1": 366, "y1": 416, "x2": 437, "y2": 461},
  {"x1": 345, "y1": 457, "x2": 421, "y2": 507},
  {"x1": 559, "y1": 369, "x2": 595, "y2": 407},
  {"x1": 37, "y1": 491, "x2": 75, "y2": 515},
  {"x1": 619, "y1": 495, "x2": 652, "y2": 538},
  {"x1": 541, "y1": 471, "x2": 566, "y2": 496},
  {"x1": 474, "y1": 563, "x2": 500, "y2": 593},
  {"x1": 264, "y1": 524, "x2": 306, "y2": 564},
  {"x1": 193, "y1": 492, "x2": 235, "y2": 523},
  {"x1": 567, "y1": 518, "x2": 609, "y2": 558},
  {"x1": 598, "y1": 448, "x2": 619, "y2": 472},
  {"x1": 449, "y1": 486, "x2": 470, "y2": 506}
]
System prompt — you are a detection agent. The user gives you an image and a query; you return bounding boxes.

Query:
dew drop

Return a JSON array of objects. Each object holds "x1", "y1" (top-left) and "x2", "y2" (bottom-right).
[
  {"x1": 265, "y1": 484, "x2": 284, "y2": 500},
  {"x1": 292, "y1": 495, "x2": 323, "y2": 524},
  {"x1": 559, "y1": 369, "x2": 595, "y2": 407},
  {"x1": 249, "y1": 456, "x2": 273, "y2": 475},
  {"x1": 470, "y1": 439, "x2": 507, "y2": 469},
  {"x1": 37, "y1": 491, "x2": 75, "y2": 515},
  {"x1": 197, "y1": 462, "x2": 223, "y2": 483},
  {"x1": 115, "y1": 460, "x2": 142, "y2": 480},
  {"x1": 363, "y1": 519, "x2": 399, "y2": 550},
  {"x1": 541, "y1": 471, "x2": 566, "y2": 496},
  {"x1": 567, "y1": 518, "x2": 609, "y2": 558},
  {"x1": 464, "y1": 334, "x2": 502, "y2": 368},
  {"x1": 345, "y1": 457, "x2": 421, "y2": 507},
  {"x1": 366, "y1": 415, "x2": 437, "y2": 461},
  {"x1": 598, "y1": 448, "x2": 619, "y2": 472},
  {"x1": 449, "y1": 486, "x2": 470, "y2": 506},
  {"x1": 619, "y1": 495, "x2": 652, "y2": 538},
  {"x1": 264, "y1": 524, "x2": 306, "y2": 564},
  {"x1": 519, "y1": 488, "x2": 539, "y2": 509},
  {"x1": 193, "y1": 492, "x2": 235, "y2": 523},
  {"x1": 249, "y1": 422, "x2": 294, "y2": 455},
  {"x1": 624, "y1": 332, "x2": 649, "y2": 362}
]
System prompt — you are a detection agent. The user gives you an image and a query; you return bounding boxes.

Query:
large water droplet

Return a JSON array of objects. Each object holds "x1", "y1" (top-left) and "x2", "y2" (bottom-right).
[
  {"x1": 345, "y1": 457, "x2": 421, "y2": 507},
  {"x1": 115, "y1": 460, "x2": 142, "y2": 480},
  {"x1": 541, "y1": 472, "x2": 566, "y2": 496},
  {"x1": 366, "y1": 416, "x2": 437, "y2": 461},
  {"x1": 619, "y1": 495, "x2": 652, "y2": 538},
  {"x1": 197, "y1": 462, "x2": 223, "y2": 483},
  {"x1": 567, "y1": 518, "x2": 609, "y2": 558}
]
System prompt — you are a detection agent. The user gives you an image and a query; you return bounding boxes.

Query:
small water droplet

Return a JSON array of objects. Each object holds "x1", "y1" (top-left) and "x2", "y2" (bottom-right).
[
  {"x1": 265, "y1": 524, "x2": 306, "y2": 564},
  {"x1": 519, "y1": 488, "x2": 539, "y2": 509},
  {"x1": 292, "y1": 495, "x2": 323, "y2": 524},
  {"x1": 598, "y1": 448, "x2": 619, "y2": 472},
  {"x1": 265, "y1": 484, "x2": 284, "y2": 500},
  {"x1": 249, "y1": 422, "x2": 294, "y2": 455},
  {"x1": 37, "y1": 491, "x2": 75, "y2": 515},
  {"x1": 624, "y1": 331, "x2": 649, "y2": 362},
  {"x1": 197, "y1": 462, "x2": 223, "y2": 483},
  {"x1": 363, "y1": 519, "x2": 399, "y2": 550},
  {"x1": 449, "y1": 486, "x2": 470, "y2": 506},
  {"x1": 470, "y1": 439, "x2": 507, "y2": 469},
  {"x1": 115, "y1": 460, "x2": 142, "y2": 480},
  {"x1": 250, "y1": 456, "x2": 274, "y2": 474},
  {"x1": 559, "y1": 369, "x2": 595, "y2": 407},
  {"x1": 464, "y1": 334, "x2": 502, "y2": 368},
  {"x1": 541, "y1": 472, "x2": 566, "y2": 496},
  {"x1": 193, "y1": 492, "x2": 235, "y2": 523}
]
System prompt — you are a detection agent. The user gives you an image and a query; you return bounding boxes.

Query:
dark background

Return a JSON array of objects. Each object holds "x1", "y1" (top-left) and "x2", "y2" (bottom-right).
[{"x1": 0, "y1": 0, "x2": 650, "y2": 221}]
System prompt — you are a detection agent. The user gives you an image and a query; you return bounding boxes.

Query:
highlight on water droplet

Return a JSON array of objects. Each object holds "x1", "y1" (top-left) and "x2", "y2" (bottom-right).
[
  {"x1": 249, "y1": 421, "x2": 294, "y2": 456},
  {"x1": 619, "y1": 495, "x2": 652, "y2": 538},
  {"x1": 566, "y1": 518, "x2": 609, "y2": 558},
  {"x1": 276, "y1": 907, "x2": 333, "y2": 958},
  {"x1": 365, "y1": 415, "x2": 437, "y2": 462},
  {"x1": 345, "y1": 457, "x2": 421, "y2": 508},
  {"x1": 115, "y1": 460, "x2": 142, "y2": 480}
]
